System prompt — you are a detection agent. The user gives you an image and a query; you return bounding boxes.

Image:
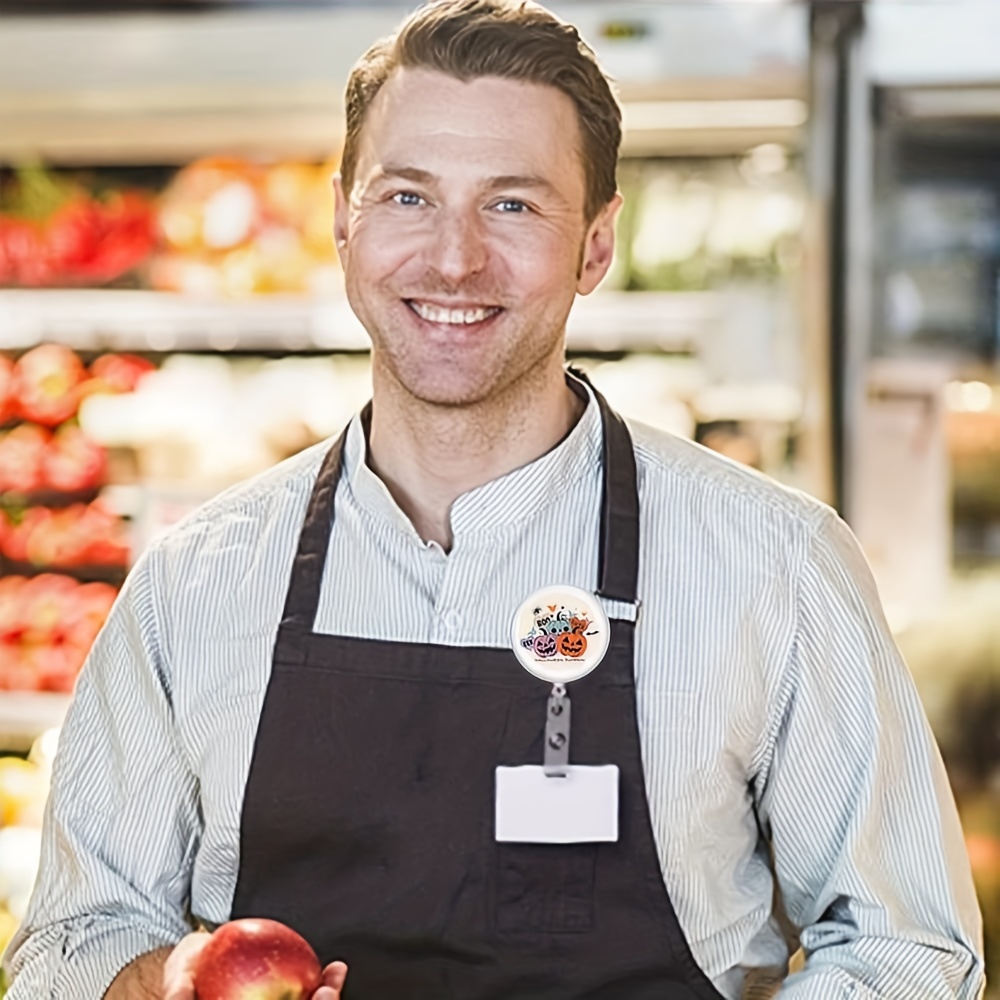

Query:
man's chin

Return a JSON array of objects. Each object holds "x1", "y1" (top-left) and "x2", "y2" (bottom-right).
[
  {"x1": 396, "y1": 382, "x2": 496, "y2": 409},
  {"x1": 383, "y1": 363, "x2": 511, "y2": 408}
]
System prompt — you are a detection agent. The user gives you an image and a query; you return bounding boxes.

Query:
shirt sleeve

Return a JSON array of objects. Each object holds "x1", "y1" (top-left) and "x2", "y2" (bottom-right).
[
  {"x1": 755, "y1": 507, "x2": 986, "y2": 999},
  {"x1": 3, "y1": 551, "x2": 200, "y2": 998}
]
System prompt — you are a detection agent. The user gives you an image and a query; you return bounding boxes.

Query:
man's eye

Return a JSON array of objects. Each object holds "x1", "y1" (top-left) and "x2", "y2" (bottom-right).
[
  {"x1": 495, "y1": 199, "x2": 527, "y2": 213},
  {"x1": 393, "y1": 192, "x2": 424, "y2": 207}
]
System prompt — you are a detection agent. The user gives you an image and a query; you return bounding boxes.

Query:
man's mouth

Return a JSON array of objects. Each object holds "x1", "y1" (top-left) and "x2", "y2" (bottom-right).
[{"x1": 405, "y1": 300, "x2": 503, "y2": 326}]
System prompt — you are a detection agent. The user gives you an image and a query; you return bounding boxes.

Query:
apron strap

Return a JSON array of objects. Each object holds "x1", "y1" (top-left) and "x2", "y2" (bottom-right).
[
  {"x1": 596, "y1": 395, "x2": 640, "y2": 607},
  {"x1": 565, "y1": 369, "x2": 640, "y2": 607},
  {"x1": 279, "y1": 403, "x2": 368, "y2": 631}
]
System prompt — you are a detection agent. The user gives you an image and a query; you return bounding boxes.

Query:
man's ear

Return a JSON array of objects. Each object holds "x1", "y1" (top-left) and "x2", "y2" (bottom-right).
[
  {"x1": 333, "y1": 174, "x2": 350, "y2": 260},
  {"x1": 577, "y1": 193, "x2": 623, "y2": 296}
]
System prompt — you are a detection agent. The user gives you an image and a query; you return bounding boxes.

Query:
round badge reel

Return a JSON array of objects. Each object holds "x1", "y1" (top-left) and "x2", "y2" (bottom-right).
[{"x1": 510, "y1": 585, "x2": 611, "y2": 684}]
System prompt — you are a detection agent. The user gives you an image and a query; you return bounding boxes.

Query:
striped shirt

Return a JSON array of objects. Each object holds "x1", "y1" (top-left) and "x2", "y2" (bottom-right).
[{"x1": 4, "y1": 384, "x2": 985, "y2": 999}]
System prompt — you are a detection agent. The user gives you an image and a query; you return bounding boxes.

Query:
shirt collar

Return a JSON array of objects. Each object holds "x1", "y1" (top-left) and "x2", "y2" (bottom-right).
[{"x1": 343, "y1": 380, "x2": 602, "y2": 544}]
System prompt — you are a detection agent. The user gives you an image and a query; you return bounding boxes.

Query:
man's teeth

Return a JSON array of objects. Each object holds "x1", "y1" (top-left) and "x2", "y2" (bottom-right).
[{"x1": 410, "y1": 301, "x2": 500, "y2": 325}]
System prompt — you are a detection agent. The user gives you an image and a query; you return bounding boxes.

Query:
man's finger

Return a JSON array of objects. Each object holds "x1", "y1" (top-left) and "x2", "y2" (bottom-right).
[{"x1": 321, "y1": 960, "x2": 348, "y2": 990}]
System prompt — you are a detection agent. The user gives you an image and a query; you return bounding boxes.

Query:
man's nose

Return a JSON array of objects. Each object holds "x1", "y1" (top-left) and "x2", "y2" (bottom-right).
[{"x1": 426, "y1": 208, "x2": 488, "y2": 287}]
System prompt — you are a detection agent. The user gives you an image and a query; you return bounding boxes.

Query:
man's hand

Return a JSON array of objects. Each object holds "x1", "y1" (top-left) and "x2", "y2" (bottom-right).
[{"x1": 161, "y1": 930, "x2": 348, "y2": 1000}]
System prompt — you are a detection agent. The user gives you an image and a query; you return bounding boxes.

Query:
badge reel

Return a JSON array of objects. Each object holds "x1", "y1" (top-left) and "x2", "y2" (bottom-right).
[{"x1": 496, "y1": 585, "x2": 619, "y2": 844}]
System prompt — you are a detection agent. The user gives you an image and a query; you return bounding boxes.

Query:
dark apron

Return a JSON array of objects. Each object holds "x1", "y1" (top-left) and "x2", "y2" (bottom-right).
[{"x1": 230, "y1": 381, "x2": 726, "y2": 1000}]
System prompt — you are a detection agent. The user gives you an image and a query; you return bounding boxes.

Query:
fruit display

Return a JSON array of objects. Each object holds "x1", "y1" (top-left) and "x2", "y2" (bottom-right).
[
  {"x1": 0, "y1": 166, "x2": 157, "y2": 288},
  {"x1": 151, "y1": 156, "x2": 340, "y2": 297},
  {"x1": 0, "y1": 575, "x2": 118, "y2": 692},
  {"x1": 194, "y1": 919, "x2": 323, "y2": 1000},
  {"x1": 0, "y1": 425, "x2": 106, "y2": 497},
  {"x1": 0, "y1": 730, "x2": 61, "y2": 992},
  {"x1": 0, "y1": 499, "x2": 130, "y2": 572},
  {"x1": 78, "y1": 352, "x2": 373, "y2": 490},
  {"x1": 0, "y1": 345, "x2": 149, "y2": 695}
]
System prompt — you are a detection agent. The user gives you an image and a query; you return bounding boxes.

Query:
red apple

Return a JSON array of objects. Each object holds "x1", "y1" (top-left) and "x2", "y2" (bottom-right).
[
  {"x1": 193, "y1": 919, "x2": 322, "y2": 1000},
  {"x1": 5, "y1": 506, "x2": 55, "y2": 563},
  {"x1": 42, "y1": 425, "x2": 106, "y2": 493},
  {"x1": 23, "y1": 505, "x2": 85, "y2": 567},
  {"x1": 22, "y1": 639, "x2": 82, "y2": 693},
  {"x1": 63, "y1": 581, "x2": 118, "y2": 650},
  {"x1": 88, "y1": 353, "x2": 155, "y2": 395},
  {"x1": 19, "y1": 573, "x2": 77, "y2": 644},
  {"x1": 14, "y1": 344, "x2": 87, "y2": 426},
  {"x1": 0, "y1": 424, "x2": 51, "y2": 493}
]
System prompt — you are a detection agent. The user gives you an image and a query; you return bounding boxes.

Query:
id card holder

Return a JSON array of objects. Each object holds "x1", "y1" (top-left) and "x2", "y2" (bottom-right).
[
  {"x1": 495, "y1": 684, "x2": 619, "y2": 843},
  {"x1": 495, "y1": 763, "x2": 619, "y2": 843}
]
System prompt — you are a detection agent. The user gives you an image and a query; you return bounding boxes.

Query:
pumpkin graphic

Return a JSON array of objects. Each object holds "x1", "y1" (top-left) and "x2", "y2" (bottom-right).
[
  {"x1": 533, "y1": 633, "x2": 559, "y2": 658},
  {"x1": 557, "y1": 632, "x2": 587, "y2": 658}
]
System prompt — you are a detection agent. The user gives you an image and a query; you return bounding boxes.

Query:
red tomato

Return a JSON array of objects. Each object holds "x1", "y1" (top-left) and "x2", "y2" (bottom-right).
[
  {"x1": 44, "y1": 198, "x2": 104, "y2": 279},
  {"x1": 83, "y1": 192, "x2": 156, "y2": 282}
]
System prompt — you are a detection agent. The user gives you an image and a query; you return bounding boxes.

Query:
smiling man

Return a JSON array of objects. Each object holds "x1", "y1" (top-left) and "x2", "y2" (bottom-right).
[{"x1": 3, "y1": 2, "x2": 986, "y2": 999}]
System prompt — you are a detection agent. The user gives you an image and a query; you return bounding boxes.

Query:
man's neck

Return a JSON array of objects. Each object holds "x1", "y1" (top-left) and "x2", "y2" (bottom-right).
[{"x1": 366, "y1": 363, "x2": 584, "y2": 550}]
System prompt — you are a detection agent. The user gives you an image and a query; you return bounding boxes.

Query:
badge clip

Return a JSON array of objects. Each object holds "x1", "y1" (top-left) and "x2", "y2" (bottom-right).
[{"x1": 543, "y1": 683, "x2": 571, "y2": 778}]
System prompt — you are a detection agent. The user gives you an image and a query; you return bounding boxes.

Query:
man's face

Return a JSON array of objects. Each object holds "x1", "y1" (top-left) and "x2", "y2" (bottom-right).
[{"x1": 335, "y1": 68, "x2": 620, "y2": 407}]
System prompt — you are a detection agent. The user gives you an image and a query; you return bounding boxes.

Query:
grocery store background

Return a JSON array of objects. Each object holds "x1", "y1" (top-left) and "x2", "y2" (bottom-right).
[{"x1": 1, "y1": 0, "x2": 1000, "y2": 993}]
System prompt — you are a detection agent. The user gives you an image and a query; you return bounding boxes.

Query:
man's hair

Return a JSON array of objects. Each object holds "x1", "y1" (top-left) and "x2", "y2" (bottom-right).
[{"x1": 340, "y1": 0, "x2": 622, "y2": 223}]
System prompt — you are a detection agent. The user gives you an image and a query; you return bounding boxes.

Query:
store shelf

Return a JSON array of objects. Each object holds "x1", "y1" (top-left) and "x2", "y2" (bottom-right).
[
  {"x1": 0, "y1": 693, "x2": 70, "y2": 751},
  {"x1": 0, "y1": 559, "x2": 127, "y2": 585},
  {"x1": 0, "y1": 488, "x2": 101, "y2": 510},
  {"x1": 0, "y1": 290, "x2": 367, "y2": 354},
  {"x1": 0, "y1": 289, "x2": 717, "y2": 354}
]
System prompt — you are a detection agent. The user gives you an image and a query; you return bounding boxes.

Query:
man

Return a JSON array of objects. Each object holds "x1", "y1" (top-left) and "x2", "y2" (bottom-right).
[{"x1": 4, "y1": 1, "x2": 985, "y2": 998}]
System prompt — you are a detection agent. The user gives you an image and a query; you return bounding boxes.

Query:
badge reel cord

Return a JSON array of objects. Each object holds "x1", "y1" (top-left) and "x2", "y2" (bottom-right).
[{"x1": 544, "y1": 683, "x2": 570, "y2": 778}]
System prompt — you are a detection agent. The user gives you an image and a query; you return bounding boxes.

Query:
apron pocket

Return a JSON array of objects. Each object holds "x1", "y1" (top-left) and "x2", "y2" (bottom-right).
[{"x1": 494, "y1": 843, "x2": 597, "y2": 934}]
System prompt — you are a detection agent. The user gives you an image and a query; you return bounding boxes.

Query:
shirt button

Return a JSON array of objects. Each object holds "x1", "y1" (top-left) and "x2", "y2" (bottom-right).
[{"x1": 443, "y1": 610, "x2": 462, "y2": 634}]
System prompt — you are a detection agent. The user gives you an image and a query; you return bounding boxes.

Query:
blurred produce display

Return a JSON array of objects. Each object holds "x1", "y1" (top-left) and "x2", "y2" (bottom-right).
[
  {"x1": 151, "y1": 156, "x2": 340, "y2": 296},
  {"x1": 0, "y1": 728, "x2": 60, "y2": 987},
  {"x1": 0, "y1": 157, "x2": 339, "y2": 297},
  {"x1": 610, "y1": 151, "x2": 804, "y2": 293},
  {"x1": 0, "y1": 500, "x2": 130, "y2": 573},
  {"x1": 0, "y1": 152, "x2": 805, "y2": 298},
  {"x1": 0, "y1": 167, "x2": 156, "y2": 288},
  {"x1": 0, "y1": 575, "x2": 117, "y2": 693},
  {"x1": 0, "y1": 344, "x2": 151, "y2": 694},
  {"x1": 80, "y1": 352, "x2": 371, "y2": 490}
]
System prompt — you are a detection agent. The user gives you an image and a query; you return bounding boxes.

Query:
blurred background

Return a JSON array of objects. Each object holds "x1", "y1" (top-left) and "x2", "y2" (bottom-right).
[{"x1": 0, "y1": 0, "x2": 998, "y2": 993}]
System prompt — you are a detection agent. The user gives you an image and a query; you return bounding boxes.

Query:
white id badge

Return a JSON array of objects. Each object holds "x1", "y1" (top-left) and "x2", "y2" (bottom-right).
[{"x1": 495, "y1": 765, "x2": 619, "y2": 843}]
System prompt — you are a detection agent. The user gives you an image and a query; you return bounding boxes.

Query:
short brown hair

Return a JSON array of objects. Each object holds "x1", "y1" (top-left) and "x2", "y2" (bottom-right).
[{"x1": 340, "y1": 0, "x2": 621, "y2": 222}]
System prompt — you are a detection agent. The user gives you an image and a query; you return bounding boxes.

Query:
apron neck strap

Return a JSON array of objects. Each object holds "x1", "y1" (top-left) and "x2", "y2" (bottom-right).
[
  {"x1": 278, "y1": 405, "x2": 359, "y2": 631},
  {"x1": 282, "y1": 377, "x2": 639, "y2": 632},
  {"x1": 565, "y1": 369, "x2": 639, "y2": 607}
]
